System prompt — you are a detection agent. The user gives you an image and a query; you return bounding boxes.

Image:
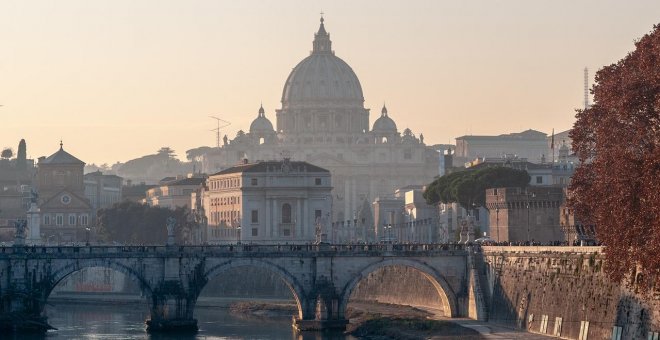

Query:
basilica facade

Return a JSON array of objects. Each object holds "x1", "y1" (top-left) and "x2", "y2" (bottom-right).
[{"x1": 201, "y1": 18, "x2": 440, "y2": 224}]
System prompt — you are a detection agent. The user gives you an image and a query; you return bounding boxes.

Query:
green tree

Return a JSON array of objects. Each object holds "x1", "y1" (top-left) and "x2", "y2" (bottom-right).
[
  {"x1": 97, "y1": 201, "x2": 191, "y2": 244},
  {"x1": 1, "y1": 148, "x2": 13, "y2": 160},
  {"x1": 423, "y1": 166, "x2": 530, "y2": 209},
  {"x1": 569, "y1": 24, "x2": 660, "y2": 286},
  {"x1": 16, "y1": 139, "x2": 26, "y2": 170}
]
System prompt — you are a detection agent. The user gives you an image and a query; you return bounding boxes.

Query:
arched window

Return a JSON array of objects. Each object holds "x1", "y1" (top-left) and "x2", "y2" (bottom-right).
[{"x1": 282, "y1": 203, "x2": 292, "y2": 224}]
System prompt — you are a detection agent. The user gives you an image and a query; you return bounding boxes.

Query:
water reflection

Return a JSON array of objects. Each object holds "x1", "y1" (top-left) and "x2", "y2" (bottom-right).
[{"x1": 11, "y1": 304, "x2": 354, "y2": 340}]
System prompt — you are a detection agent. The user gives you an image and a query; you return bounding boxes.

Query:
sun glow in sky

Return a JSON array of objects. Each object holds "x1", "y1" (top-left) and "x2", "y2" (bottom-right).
[{"x1": 1, "y1": 0, "x2": 659, "y2": 164}]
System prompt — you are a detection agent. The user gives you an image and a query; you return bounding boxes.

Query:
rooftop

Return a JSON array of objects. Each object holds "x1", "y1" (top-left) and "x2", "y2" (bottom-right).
[{"x1": 211, "y1": 159, "x2": 329, "y2": 176}]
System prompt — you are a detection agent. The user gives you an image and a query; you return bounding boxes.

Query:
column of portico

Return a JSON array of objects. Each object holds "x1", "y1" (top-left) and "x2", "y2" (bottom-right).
[
  {"x1": 344, "y1": 179, "x2": 350, "y2": 223},
  {"x1": 351, "y1": 178, "x2": 357, "y2": 221},
  {"x1": 302, "y1": 198, "x2": 308, "y2": 238},
  {"x1": 296, "y1": 199, "x2": 302, "y2": 240},
  {"x1": 272, "y1": 198, "x2": 278, "y2": 239},
  {"x1": 265, "y1": 197, "x2": 271, "y2": 241}
]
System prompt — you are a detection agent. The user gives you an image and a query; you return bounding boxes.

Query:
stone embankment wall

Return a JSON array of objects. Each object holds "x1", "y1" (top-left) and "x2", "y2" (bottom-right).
[
  {"x1": 350, "y1": 266, "x2": 444, "y2": 312},
  {"x1": 481, "y1": 246, "x2": 660, "y2": 339}
]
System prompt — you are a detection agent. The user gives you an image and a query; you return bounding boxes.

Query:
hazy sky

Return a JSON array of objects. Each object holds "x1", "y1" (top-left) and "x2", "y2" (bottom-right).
[{"x1": 1, "y1": 1, "x2": 658, "y2": 165}]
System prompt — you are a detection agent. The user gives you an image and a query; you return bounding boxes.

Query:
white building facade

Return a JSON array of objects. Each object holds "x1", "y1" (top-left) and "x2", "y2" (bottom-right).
[
  {"x1": 84, "y1": 171, "x2": 123, "y2": 216},
  {"x1": 202, "y1": 159, "x2": 332, "y2": 244}
]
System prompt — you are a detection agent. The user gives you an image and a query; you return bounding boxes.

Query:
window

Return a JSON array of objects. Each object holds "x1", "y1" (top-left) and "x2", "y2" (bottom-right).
[
  {"x1": 282, "y1": 203, "x2": 292, "y2": 224},
  {"x1": 315, "y1": 210, "x2": 322, "y2": 222},
  {"x1": 252, "y1": 228, "x2": 258, "y2": 237},
  {"x1": 56, "y1": 214, "x2": 64, "y2": 226},
  {"x1": 536, "y1": 176, "x2": 543, "y2": 184},
  {"x1": 404, "y1": 149, "x2": 412, "y2": 160},
  {"x1": 80, "y1": 214, "x2": 88, "y2": 226},
  {"x1": 251, "y1": 178, "x2": 258, "y2": 186},
  {"x1": 44, "y1": 215, "x2": 50, "y2": 225},
  {"x1": 251, "y1": 210, "x2": 259, "y2": 223},
  {"x1": 283, "y1": 229, "x2": 290, "y2": 236},
  {"x1": 68, "y1": 214, "x2": 76, "y2": 226},
  {"x1": 315, "y1": 178, "x2": 322, "y2": 185}
]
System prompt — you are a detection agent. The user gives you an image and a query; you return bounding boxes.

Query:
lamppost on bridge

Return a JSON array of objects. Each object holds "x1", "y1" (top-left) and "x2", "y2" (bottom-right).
[
  {"x1": 382, "y1": 223, "x2": 393, "y2": 242},
  {"x1": 85, "y1": 227, "x2": 91, "y2": 246},
  {"x1": 496, "y1": 207, "x2": 500, "y2": 243},
  {"x1": 526, "y1": 191, "x2": 536, "y2": 244}
]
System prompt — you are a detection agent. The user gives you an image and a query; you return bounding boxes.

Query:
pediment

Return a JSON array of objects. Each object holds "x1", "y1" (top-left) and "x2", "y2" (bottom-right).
[{"x1": 40, "y1": 189, "x2": 92, "y2": 210}]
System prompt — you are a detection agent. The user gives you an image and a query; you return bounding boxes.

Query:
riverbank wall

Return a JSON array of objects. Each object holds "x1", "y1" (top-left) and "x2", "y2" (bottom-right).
[{"x1": 481, "y1": 246, "x2": 660, "y2": 339}]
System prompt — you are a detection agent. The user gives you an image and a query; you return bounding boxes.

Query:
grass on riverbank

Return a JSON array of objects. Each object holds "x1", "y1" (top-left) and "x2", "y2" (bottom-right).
[{"x1": 350, "y1": 317, "x2": 484, "y2": 339}]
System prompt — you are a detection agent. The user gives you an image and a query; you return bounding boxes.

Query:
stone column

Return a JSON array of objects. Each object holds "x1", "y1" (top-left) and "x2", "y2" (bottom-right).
[
  {"x1": 272, "y1": 198, "x2": 278, "y2": 239},
  {"x1": 344, "y1": 179, "x2": 350, "y2": 224},
  {"x1": 302, "y1": 198, "x2": 308, "y2": 238},
  {"x1": 265, "y1": 197, "x2": 271, "y2": 241},
  {"x1": 351, "y1": 178, "x2": 357, "y2": 225},
  {"x1": 296, "y1": 199, "x2": 302, "y2": 240}
]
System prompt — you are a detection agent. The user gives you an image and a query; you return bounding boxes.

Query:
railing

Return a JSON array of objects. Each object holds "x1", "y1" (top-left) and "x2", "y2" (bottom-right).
[
  {"x1": 0, "y1": 243, "x2": 468, "y2": 256},
  {"x1": 481, "y1": 245, "x2": 603, "y2": 254}
]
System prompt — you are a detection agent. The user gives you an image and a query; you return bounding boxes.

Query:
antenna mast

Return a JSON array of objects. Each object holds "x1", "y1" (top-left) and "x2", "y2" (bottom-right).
[
  {"x1": 584, "y1": 67, "x2": 589, "y2": 110},
  {"x1": 209, "y1": 116, "x2": 231, "y2": 148}
]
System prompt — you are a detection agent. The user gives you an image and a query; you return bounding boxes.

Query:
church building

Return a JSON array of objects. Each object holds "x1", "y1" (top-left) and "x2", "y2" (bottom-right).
[
  {"x1": 201, "y1": 17, "x2": 440, "y2": 225},
  {"x1": 37, "y1": 143, "x2": 93, "y2": 243}
]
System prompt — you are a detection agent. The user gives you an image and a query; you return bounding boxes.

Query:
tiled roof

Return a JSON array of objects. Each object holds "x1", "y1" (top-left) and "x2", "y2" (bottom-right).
[
  {"x1": 211, "y1": 161, "x2": 329, "y2": 176},
  {"x1": 456, "y1": 129, "x2": 547, "y2": 140},
  {"x1": 166, "y1": 177, "x2": 206, "y2": 186},
  {"x1": 40, "y1": 147, "x2": 84, "y2": 165}
]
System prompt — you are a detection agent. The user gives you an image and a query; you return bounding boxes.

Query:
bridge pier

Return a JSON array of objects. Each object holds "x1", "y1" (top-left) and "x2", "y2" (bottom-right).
[
  {"x1": 293, "y1": 288, "x2": 348, "y2": 331},
  {"x1": 145, "y1": 283, "x2": 198, "y2": 333}
]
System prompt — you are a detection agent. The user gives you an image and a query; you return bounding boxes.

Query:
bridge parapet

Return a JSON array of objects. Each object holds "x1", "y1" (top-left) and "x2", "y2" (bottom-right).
[
  {"x1": 482, "y1": 246, "x2": 602, "y2": 254},
  {"x1": 0, "y1": 243, "x2": 467, "y2": 258}
]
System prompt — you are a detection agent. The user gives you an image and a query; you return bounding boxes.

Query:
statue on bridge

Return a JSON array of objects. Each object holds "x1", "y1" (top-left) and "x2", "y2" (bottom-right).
[
  {"x1": 166, "y1": 217, "x2": 176, "y2": 246},
  {"x1": 458, "y1": 217, "x2": 475, "y2": 244},
  {"x1": 14, "y1": 219, "x2": 27, "y2": 246}
]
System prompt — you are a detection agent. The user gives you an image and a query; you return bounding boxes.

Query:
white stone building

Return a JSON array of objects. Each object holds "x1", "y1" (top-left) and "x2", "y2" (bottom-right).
[
  {"x1": 145, "y1": 175, "x2": 206, "y2": 209},
  {"x1": 84, "y1": 171, "x2": 123, "y2": 216},
  {"x1": 372, "y1": 185, "x2": 448, "y2": 244},
  {"x1": 200, "y1": 17, "x2": 439, "y2": 224},
  {"x1": 201, "y1": 159, "x2": 332, "y2": 244},
  {"x1": 455, "y1": 129, "x2": 549, "y2": 165}
]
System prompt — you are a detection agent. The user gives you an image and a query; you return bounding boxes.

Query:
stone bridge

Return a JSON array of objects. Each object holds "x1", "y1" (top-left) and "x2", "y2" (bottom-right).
[{"x1": 0, "y1": 244, "x2": 482, "y2": 332}]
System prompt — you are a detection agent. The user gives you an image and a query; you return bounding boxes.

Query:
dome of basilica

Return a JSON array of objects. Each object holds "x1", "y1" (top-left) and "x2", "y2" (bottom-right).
[
  {"x1": 281, "y1": 17, "x2": 364, "y2": 108},
  {"x1": 249, "y1": 105, "x2": 275, "y2": 134},
  {"x1": 372, "y1": 105, "x2": 397, "y2": 133}
]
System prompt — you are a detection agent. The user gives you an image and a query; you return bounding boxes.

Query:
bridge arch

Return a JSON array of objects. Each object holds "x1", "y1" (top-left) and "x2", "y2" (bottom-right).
[
  {"x1": 46, "y1": 258, "x2": 154, "y2": 302},
  {"x1": 338, "y1": 258, "x2": 458, "y2": 318},
  {"x1": 199, "y1": 258, "x2": 306, "y2": 319}
]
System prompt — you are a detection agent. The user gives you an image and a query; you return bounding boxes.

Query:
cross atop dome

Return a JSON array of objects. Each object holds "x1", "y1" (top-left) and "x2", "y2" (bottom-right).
[
  {"x1": 313, "y1": 15, "x2": 332, "y2": 54},
  {"x1": 381, "y1": 104, "x2": 388, "y2": 117}
]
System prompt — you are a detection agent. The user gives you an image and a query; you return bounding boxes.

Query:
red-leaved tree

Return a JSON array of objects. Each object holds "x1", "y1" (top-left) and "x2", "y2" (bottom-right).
[{"x1": 569, "y1": 24, "x2": 660, "y2": 287}]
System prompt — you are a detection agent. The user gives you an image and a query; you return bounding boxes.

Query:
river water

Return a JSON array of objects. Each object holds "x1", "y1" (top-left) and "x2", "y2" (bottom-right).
[{"x1": 11, "y1": 304, "x2": 355, "y2": 340}]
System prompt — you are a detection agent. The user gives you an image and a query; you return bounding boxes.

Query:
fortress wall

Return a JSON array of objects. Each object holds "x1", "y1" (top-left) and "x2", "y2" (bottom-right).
[{"x1": 482, "y1": 247, "x2": 660, "y2": 339}]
